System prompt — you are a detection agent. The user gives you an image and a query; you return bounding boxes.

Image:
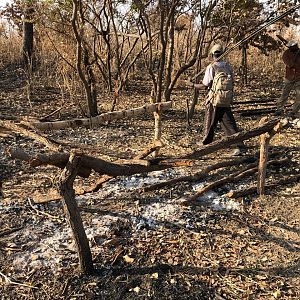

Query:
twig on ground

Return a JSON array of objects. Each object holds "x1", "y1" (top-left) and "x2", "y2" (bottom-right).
[
  {"x1": 0, "y1": 226, "x2": 23, "y2": 238},
  {"x1": 27, "y1": 198, "x2": 62, "y2": 220},
  {"x1": 0, "y1": 270, "x2": 38, "y2": 289}
]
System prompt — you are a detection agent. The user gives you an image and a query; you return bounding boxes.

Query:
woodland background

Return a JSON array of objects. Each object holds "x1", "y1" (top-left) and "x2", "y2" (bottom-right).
[{"x1": 0, "y1": 0, "x2": 299, "y2": 299}]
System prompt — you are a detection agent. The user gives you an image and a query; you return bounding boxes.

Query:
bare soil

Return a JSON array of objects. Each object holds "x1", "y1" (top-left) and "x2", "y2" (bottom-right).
[{"x1": 0, "y1": 63, "x2": 299, "y2": 300}]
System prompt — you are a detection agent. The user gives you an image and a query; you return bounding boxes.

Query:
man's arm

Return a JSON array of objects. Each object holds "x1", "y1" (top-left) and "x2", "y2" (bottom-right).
[
  {"x1": 282, "y1": 50, "x2": 298, "y2": 68},
  {"x1": 186, "y1": 79, "x2": 208, "y2": 90},
  {"x1": 186, "y1": 64, "x2": 213, "y2": 90}
]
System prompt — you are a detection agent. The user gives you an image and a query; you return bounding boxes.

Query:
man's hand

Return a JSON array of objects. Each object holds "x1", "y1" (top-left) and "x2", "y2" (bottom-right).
[{"x1": 186, "y1": 78, "x2": 194, "y2": 87}]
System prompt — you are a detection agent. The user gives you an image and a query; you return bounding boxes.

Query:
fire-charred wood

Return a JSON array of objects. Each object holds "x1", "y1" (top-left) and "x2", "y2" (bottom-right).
[
  {"x1": 57, "y1": 152, "x2": 94, "y2": 275},
  {"x1": 183, "y1": 118, "x2": 286, "y2": 160},
  {"x1": 227, "y1": 174, "x2": 300, "y2": 199},
  {"x1": 184, "y1": 158, "x2": 289, "y2": 204}
]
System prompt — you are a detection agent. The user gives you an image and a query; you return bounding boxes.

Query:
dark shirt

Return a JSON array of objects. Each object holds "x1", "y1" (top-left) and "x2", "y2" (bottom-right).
[{"x1": 282, "y1": 48, "x2": 300, "y2": 81}]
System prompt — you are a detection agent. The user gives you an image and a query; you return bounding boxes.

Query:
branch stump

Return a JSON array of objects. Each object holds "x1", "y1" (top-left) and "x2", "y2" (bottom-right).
[{"x1": 57, "y1": 152, "x2": 94, "y2": 275}]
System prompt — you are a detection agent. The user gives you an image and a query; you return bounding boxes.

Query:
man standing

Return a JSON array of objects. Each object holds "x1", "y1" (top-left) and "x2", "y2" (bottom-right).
[
  {"x1": 188, "y1": 44, "x2": 245, "y2": 156},
  {"x1": 275, "y1": 40, "x2": 300, "y2": 117}
]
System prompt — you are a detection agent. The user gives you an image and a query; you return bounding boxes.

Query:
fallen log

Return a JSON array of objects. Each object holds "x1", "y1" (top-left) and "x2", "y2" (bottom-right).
[
  {"x1": 187, "y1": 165, "x2": 258, "y2": 202},
  {"x1": 8, "y1": 148, "x2": 190, "y2": 177},
  {"x1": 238, "y1": 108, "x2": 276, "y2": 117},
  {"x1": 82, "y1": 175, "x2": 113, "y2": 193},
  {"x1": 233, "y1": 102, "x2": 276, "y2": 108},
  {"x1": 0, "y1": 120, "x2": 62, "y2": 152},
  {"x1": 142, "y1": 156, "x2": 255, "y2": 192},
  {"x1": 39, "y1": 106, "x2": 63, "y2": 121},
  {"x1": 29, "y1": 102, "x2": 172, "y2": 131},
  {"x1": 0, "y1": 115, "x2": 19, "y2": 121},
  {"x1": 233, "y1": 98, "x2": 276, "y2": 105},
  {"x1": 0, "y1": 226, "x2": 23, "y2": 238},
  {"x1": 184, "y1": 158, "x2": 289, "y2": 204},
  {"x1": 227, "y1": 174, "x2": 300, "y2": 199},
  {"x1": 1, "y1": 119, "x2": 123, "y2": 157},
  {"x1": 9, "y1": 148, "x2": 91, "y2": 178},
  {"x1": 183, "y1": 118, "x2": 287, "y2": 160}
]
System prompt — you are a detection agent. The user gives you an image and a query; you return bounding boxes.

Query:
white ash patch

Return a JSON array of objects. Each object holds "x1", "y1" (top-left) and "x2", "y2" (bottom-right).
[
  {"x1": 6, "y1": 168, "x2": 243, "y2": 276},
  {"x1": 131, "y1": 199, "x2": 188, "y2": 230},
  {"x1": 10, "y1": 220, "x2": 75, "y2": 274},
  {"x1": 85, "y1": 168, "x2": 188, "y2": 199},
  {"x1": 9, "y1": 215, "x2": 122, "y2": 275},
  {"x1": 192, "y1": 182, "x2": 242, "y2": 211}
]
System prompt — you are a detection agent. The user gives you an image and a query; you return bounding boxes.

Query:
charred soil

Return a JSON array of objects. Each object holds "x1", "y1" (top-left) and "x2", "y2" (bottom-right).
[{"x1": 0, "y1": 64, "x2": 299, "y2": 300}]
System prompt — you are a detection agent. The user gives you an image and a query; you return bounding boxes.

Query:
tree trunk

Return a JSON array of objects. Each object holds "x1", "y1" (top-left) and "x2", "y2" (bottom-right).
[
  {"x1": 71, "y1": 0, "x2": 98, "y2": 117},
  {"x1": 22, "y1": 5, "x2": 34, "y2": 66},
  {"x1": 241, "y1": 43, "x2": 248, "y2": 85},
  {"x1": 257, "y1": 132, "x2": 270, "y2": 196},
  {"x1": 58, "y1": 153, "x2": 94, "y2": 274}
]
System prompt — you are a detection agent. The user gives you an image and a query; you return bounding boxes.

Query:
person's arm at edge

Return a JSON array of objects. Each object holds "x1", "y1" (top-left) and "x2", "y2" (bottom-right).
[
  {"x1": 193, "y1": 82, "x2": 208, "y2": 90},
  {"x1": 282, "y1": 49, "x2": 299, "y2": 68}
]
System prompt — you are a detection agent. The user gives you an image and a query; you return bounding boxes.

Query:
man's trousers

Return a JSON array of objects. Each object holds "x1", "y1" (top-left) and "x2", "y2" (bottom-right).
[
  {"x1": 202, "y1": 103, "x2": 240, "y2": 145},
  {"x1": 277, "y1": 79, "x2": 300, "y2": 113}
]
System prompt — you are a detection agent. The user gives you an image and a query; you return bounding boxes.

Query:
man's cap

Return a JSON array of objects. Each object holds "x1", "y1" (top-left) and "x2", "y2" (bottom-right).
[
  {"x1": 287, "y1": 40, "x2": 298, "y2": 47},
  {"x1": 210, "y1": 44, "x2": 224, "y2": 54}
]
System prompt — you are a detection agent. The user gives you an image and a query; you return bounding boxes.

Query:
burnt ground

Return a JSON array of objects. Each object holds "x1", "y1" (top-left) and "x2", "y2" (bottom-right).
[{"x1": 0, "y1": 63, "x2": 299, "y2": 300}]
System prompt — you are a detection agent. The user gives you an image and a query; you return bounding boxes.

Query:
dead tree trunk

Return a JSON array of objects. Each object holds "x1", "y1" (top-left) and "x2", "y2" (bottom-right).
[
  {"x1": 71, "y1": 0, "x2": 98, "y2": 117},
  {"x1": 153, "y1": 106, "x2": 162, "y2": 157},
  {"x1": 22, "y1": 5, "x2": 34, "y2": 67},
  {"x1": 57, "y1": 152, "x2": 94, "y2": 274},
  {"x1": 241, "y1": 43, "x2": 248, "y2": 85},
  {"x1": 257, "y1": 117, "x2": 269, "y2": 196},
  {"x1": 29, "y1": 102, "x2": 172, "y2": 131},
  {"x1": 257, "y1": 118, "x2": 288, "y2": 196},
  {"x1": 257, "y1": 133, "x2": 269, "y2": 196}
]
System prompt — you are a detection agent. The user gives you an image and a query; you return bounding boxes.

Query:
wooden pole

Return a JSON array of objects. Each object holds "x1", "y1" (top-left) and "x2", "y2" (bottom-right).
[
  {"x1": 257, "y1": 118, "x2": 288, "y2": 196},
  {"x1": 58, "y1": 151, "x2": 94, "y2": 275},
  {"x1": 257, "y1": 131, "x2": 270, "y2": 196}
]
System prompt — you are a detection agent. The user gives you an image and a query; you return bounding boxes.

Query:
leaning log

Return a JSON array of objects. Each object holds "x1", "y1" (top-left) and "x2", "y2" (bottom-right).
[
  {"x1": 227, "y1": 174, "x2": 300, "y2": 199},
  {"x1": 183, "y1": 118, "x2": 287, "y2": 159},
  {"x1": 184, "y1": 158, "x2": 289, "y2": 204},
  {"x1": 29, "y1": 102, "x2": 172, "y2": 131},
  {"x1": 0, "y1": 120, "x2": 62, "y2": 152},
  {"x1": 142, "y1": 156, "x2": 255, "y2": 192}
]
